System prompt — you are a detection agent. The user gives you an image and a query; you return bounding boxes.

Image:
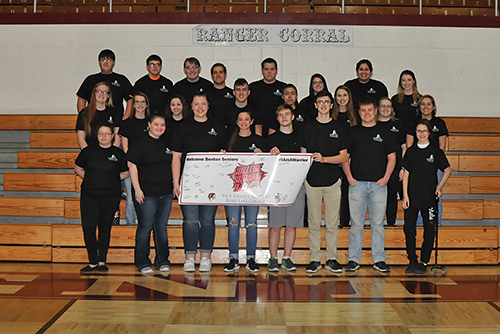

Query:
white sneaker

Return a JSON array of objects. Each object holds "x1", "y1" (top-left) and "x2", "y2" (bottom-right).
[
  {"x1": 199, "y1": 258, "x2": 212, "y2": 272},
  {"x1": 183, "y1": 258, "x2": 195, "y2": 272},
  {"x1": 159, "y1": 264, "x2": 170, "y2": 272},
  {"x1": 140, "y1": 267, "x2": 153, "y2": 274}
]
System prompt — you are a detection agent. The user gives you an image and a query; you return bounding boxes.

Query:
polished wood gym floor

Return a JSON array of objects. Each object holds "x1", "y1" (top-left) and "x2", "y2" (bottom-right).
[{"x1": 2, "y1": 263, "x2": 500, "y2": 333}]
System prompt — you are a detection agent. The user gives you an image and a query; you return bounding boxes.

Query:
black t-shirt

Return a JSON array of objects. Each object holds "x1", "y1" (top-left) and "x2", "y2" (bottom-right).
[
  {"x1": 228, "y1": 133, "x2": 265, "y2": 153},
  {"x1": 299, "y1": 119, "x2": 347, "y2": 187},
  {"x1": 266, "y1": 130, "x2": 300, "y2": 153},
  {"x1": 75, "y1": 145, "x2": 128, "y2": 198},
  {"x1": 299, "y1": 95, "x2": 320, "y2": 123},
  {"x1": 118, "y1": 117, "x2": 148, "y2": 144},
  {"x1": 291, "y1": 102, "x2": 309, "y2": 136},
  {"x1": 170, "y1": 117, "x2": 227, "y2": 165},
  {"x1": 378, "y1": 119, "x2": 405, "y2": 167},
  {"x1": 347, "y1": 122, "x2": 398, "y2": 182},
  {"x1": 163, "y1": 117, "x2": 186, "y2": 143},
  {"x1": 223, "y1": 102, "x2": 259, "y2": 136},
  {"x1": 406, "y1": 116, "x2": 449, "y2": 149},
  {"x1": 77, "y1": 72, "x2": 133, "y2": 115},
  {"x1": 172, "y1": 77, "x2": 213, "y2": 104},
  {"x1": 127, "y1": 134, "x2": 173, "y2": 196},
  {"x1": 248, "y1": 79, "x2": 286, "y2": 131},
  {"x1": 344, "y1": 78, "x2": 389, "y2": 116},
  {"x1": 402, "y1": 144, "x2": 450, "y2": 208},
  {"x1": 391, "y1": 93, "x2": 420, "y2": 130},
  {"x1": 75, "y1": 106, "x2": 122, "y2": 147},
  {"x1": 133, "y1": 74, "x2": 173, "y2": 114},
  {"x1": 206, "y1": 85, "x2": 234, "y2": 121}
]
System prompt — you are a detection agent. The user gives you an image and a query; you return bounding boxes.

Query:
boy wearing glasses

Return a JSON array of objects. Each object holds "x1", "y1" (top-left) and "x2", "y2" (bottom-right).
[
  {"x1": 299, "y1": 90, "x2": 348, "y2": 273},
  {"x1": 133, "y1": 54, "x2": 173, "y2": 114},
  {"x1": 173, "y1": 57, "x2": 212, "y2": 104},
  {"x1": 77, "y1": 49, "x2": 133, "y2": 119}
]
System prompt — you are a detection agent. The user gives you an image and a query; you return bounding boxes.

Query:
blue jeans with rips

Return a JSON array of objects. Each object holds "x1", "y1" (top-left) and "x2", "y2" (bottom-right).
[
  {"x1": 226, "y1": 205, "x2": 259, "y2": 259},
  {"x1": 181, "y1": 205, "x2": 218, "y2": 254}
]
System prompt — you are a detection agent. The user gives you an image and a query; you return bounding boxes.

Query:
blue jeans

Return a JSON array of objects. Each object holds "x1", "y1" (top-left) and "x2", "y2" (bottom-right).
[
  {"x1": 133, "y1": 193, "x2": 173, "y2": 270},
  {"x1": 226, "y1": 205, "x2": 259, "y2": 259},
  {"x1": 348, "y1": 181, "x2": 387, "y2": 264},
  {"x1": 124, "y1": 177, "x2": 137, "y2": 225},
  {"x1": 181, "y1": 205, "x2": 218, "y2": 254}
]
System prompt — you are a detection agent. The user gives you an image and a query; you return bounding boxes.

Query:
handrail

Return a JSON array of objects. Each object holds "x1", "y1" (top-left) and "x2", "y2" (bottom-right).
[{"x1": 27, "y1": 0, "x2": 500, "y2": 16}]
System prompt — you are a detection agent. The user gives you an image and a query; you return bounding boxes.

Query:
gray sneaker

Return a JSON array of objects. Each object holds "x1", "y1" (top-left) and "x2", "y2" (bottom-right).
[
  {"x1": 268, "y1": 257, "x2": 280, "y2": 272},
  {"x1": 140, "y1": 266, "x2": 153, "y2": 274},
  {"x1": 281, "y1": 258, "x2": 297, "y2": 271}
]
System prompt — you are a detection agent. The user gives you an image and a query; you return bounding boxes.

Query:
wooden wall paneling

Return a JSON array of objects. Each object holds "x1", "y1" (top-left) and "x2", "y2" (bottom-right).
[
  {"x1": 0, "y1": 197, "x2": 64, "y2": 217},
  {"x1": 17, "y1": 151, "x2": 79, "y2": 169},
  {"x1": 0, "y1": 223, "x2": 52, "y2": 245},
  {"x1": 3, "y1": 173, "x2": 76, "y2": 192}
]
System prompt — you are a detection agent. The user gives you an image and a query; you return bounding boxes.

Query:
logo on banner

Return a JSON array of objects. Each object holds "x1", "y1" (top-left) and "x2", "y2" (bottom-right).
[{"x1": 228, "y1": 162, "x2": 267, "y2": 192}]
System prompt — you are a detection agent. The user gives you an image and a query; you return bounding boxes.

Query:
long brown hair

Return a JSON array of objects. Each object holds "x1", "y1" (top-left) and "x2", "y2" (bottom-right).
[
  {"x1": 228, "y1": 110, "x2": 253, "y2": 152},
  {"x1": 83, "y1": 82, "x2": 113, "y2": 136},
  {"x1": 331, "y1": 85, "x2": 357, "y2": 126},
  {"x1": 131, "y1": 92, "x2": 151, "y2": 119},
  {"x1": 397, "y1": 70, "x2": 420, "y2": 104}
]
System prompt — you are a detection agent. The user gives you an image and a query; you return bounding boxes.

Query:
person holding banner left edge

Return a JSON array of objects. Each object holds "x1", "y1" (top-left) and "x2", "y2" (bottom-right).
[{"x1": 171, "y1": 92, "x2": 227, "y2": 272}]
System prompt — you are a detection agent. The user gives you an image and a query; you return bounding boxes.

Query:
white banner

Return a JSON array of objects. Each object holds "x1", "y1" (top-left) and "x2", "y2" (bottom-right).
[
  {"x1": 193, "y1": 25, "x2": 353, "y2": 46},
  {"x1": 179, "y1": 153, "x2": 312, "y2": 206}
]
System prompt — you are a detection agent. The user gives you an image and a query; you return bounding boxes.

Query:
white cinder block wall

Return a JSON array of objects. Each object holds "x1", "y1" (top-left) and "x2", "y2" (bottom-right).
[{"x1": 0, "y1": 24, "x2": 497, "y2": 117}]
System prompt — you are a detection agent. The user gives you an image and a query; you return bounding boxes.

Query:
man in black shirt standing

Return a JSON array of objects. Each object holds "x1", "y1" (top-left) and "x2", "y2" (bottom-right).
[
  {"x1": 342, "y1": 98, "x2": 397, "y2": 273},
  {"x1": 206, "y1": 63, "x2": 234, "y2": 120},
  {"x1": 133, "y1": 54, "x2": 173, "y2": 114},
  {"x1": 249, "y1": 58, "x2": 286, "y2": 137},
  {"x1": 77, "y1": 49, "x2": 133, "y2": 119},
  {"x1": 173, "y1": 57, "x2": 212, "y2": 104}
]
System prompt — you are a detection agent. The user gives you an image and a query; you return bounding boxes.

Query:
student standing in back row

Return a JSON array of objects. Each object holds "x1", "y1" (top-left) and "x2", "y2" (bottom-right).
[{"x1": 342, "y1": 98, "x2": 397, "y2": 273}]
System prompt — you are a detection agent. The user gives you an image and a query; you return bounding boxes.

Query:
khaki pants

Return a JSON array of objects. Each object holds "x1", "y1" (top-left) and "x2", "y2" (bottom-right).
[{"x1": 305, "y1": 179, "x2": 341, "y2": 262}]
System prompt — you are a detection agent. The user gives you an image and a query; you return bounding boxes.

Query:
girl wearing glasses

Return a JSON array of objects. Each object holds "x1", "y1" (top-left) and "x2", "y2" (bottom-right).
[
  {"x1": 75, "y1": 123, "x2": 129, "y2": 274},
  {"x1": 76, "y1": 82, "x2": 122, "y2": 149},
  {"x1": 119, "y1": 92, "x2": 151, "y2": 226},
  {"x1": 299, "y1": 74, "x2": 329, "y2": 122},
  {"x1": 377, "y1": 97, "x2": 406, "y2": 226},
  {"x1": 402, "y1": 119, "x2": 450, "y2": 274}
]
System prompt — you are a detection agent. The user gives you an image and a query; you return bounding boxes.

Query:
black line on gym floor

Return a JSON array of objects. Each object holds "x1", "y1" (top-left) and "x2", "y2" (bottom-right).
[
  {"x1": 36, "y1": 299, "x2": 77, "y2": 334},
  {"x1": 488, "y1": 301, "x2": 500, "y2": 313}
]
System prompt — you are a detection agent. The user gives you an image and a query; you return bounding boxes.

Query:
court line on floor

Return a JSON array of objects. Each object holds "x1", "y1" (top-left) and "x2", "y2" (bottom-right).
[
  {"x1": 488, "y1": 301, "x2": 500, "y2": 313},
  {"x1": 36, "y1": 299, "x2": 77, "y2": 334}
]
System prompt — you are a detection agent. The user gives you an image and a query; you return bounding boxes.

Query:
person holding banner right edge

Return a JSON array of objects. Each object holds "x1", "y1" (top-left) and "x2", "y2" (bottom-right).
[{"x1": 402, "y1": 119, "x2": 451, "y2": 275}]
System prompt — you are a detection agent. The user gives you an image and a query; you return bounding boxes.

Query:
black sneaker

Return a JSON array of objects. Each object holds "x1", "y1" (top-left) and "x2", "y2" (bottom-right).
[
  {"x1": 373, "y1": 261, "x2": 391, "y2": 273},
  {"x1": 224, "y1": 258, "x2": 240, "y2": 272},
  {"x1": 97, "y1": 264, "x2": 109, "y2": 273},
  {"x1": 405, "y1": 262, "x2": 418, "y2": 274},
  {"x1": 415, "y1": 262, "x2": 427, "y2": 274},
  {"x1": 246, "y1": 258, "x2": 259, "y2": 272},
  {"x1": 325, "y1": 259, "x2": 343, "y2": 273},
  {"x1": 281, "y1": 258, "x2": 297, "y2": 271},
  {"x1": 80, "y1": 265, "x2": 98, "y2": 274},
  {"x1": 268, "y1": 257, "x2": 280, "y2": 272},
  {"x1": 306, "y1": 261, "x2": 322, "y2": 273},
  {"x1": 112, "y1": 210, "x2": 120, "y2": 225},
  {"x1": 345, "y1": 261, "x2": 360, "y2": 272}
]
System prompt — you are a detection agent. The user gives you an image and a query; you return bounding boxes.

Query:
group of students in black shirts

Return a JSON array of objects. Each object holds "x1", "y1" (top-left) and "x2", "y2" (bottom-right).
[{"x1": 74, "y1": 50, "x2": 451, "y2": 276}]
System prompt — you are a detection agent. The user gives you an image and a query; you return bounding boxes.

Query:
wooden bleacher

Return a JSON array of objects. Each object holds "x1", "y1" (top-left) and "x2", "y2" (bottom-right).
[
  {"x1": 0, "y1": 114, "x2": 499, "y2": 265},
  {"x1": 0, "y1": 0, "x2": 498, "y2": 15}
]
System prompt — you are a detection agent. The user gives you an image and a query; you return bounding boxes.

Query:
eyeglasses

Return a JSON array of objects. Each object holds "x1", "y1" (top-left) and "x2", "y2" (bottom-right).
[
  {"x1": 95, "y1": 90, "x2": 109, "y2": 95},
  {"x1": 416, "y1": 129, "x2": 429, "y2": 134},
  {"x1": 317, "y1": 100, "x2": 331, "y2": 105},
  {"x1": 134, "y1": 101, "x2": 147, "y2": 105},
  {"x1": 312, "y1": 81, "x2": 323, "y2": 85},
  {"x1": 149, "y1": 63, "x2": 161, "y2": 67},
  {"x1": 99, "y1": 58, "x2": 113, "y2": 63},
  {"x1": 97, "y1": 133, "x2": 113, "y2": 137},
  {"x1": 185, "y1": 65, "x2": 200, "y2": 70}
]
